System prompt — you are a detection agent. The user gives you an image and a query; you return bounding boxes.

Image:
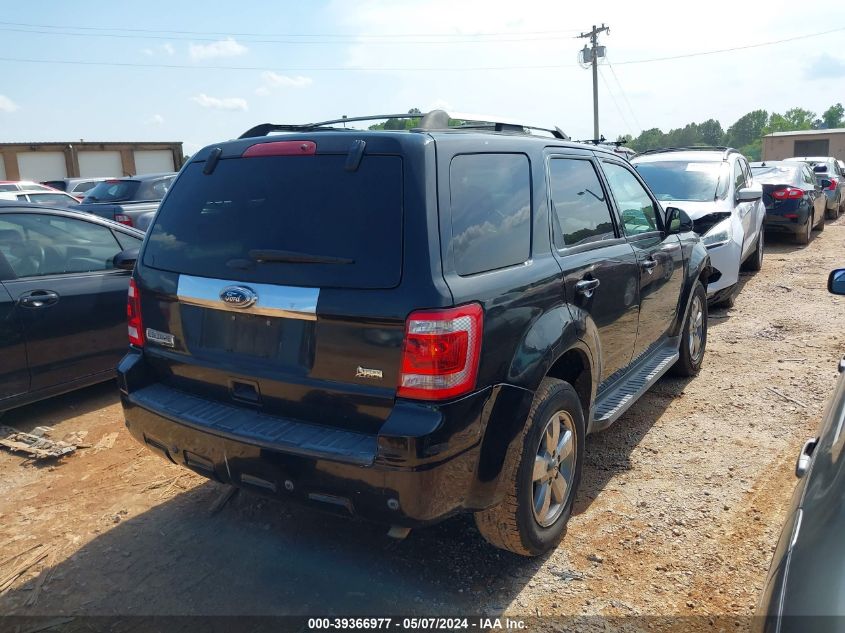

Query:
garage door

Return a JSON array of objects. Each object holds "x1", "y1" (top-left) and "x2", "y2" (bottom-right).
[
  {"x1": 134, "y1": 150, "x2": 174, "y2": 174},
  {"x1": 78, "y1": 151, "x2": 123, "y2": 177},
  {"x1": 0, "y1": 155, "x2": 5, "y2": 180},
  {"x1": 17, "y1": 152, "x2": 67, "y2": 181}
]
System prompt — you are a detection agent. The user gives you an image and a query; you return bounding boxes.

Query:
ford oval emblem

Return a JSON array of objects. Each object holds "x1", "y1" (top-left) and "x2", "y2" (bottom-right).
[{"x1": 219, "y1": 285, "x2": 257, "y2": 309}]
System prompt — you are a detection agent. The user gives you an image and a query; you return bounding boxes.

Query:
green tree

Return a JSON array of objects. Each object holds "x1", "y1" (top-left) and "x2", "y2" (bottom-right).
[
  {"x1": 822, "y1": 103, "x2": 844, "y2": 129},
  {"x1": 725, "y1": 110, "x2": 768, "y2": 148},
  {"x1": 698, "y1": 119, "x2": 724, "y2": 145}
]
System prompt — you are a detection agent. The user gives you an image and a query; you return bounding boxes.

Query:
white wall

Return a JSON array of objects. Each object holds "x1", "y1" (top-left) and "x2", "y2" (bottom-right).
[
  {"x1": 134, "y1": 150, "x2": 174, "y2": 174},
  {"x1": 16, "y1": 152, "x2": 67, "y2": 181},
  {"x1": 0, "y1": 155, "x2": 5, "y2": 180},
  {"x1": 78, "y1": 151, "x2": 123, "y2": 177}
]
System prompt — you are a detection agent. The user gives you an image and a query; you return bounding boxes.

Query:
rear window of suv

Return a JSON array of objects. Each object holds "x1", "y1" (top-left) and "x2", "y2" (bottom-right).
[
  {"x1": 83, "y1": 180, "x2": 140, "y2": 203},
  {"x1": 143, "y1": 155, "x2": 403, "y2": 289}
]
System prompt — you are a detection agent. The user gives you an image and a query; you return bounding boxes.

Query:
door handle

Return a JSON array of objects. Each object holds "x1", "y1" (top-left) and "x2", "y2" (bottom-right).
[
  {"x1": 18, "y1": 290, "x2": 60, "y2": 308},
  {"x1": 575, "y1": 278, "x2": 600, "y2": 298},
  {"x1": 641, "y1": 258, "x2": 657, "y2": 274},
  {"x1": 795, "y1": 437, "x2": 818, "y2": 478}
]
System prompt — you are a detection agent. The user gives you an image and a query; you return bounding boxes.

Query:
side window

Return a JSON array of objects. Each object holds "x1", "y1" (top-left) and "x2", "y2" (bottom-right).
[
  {"x1": 733, "y1": 160, "x2": 747, "y2": 192},
  {"x1": 741, "y1": 159, "x2": 752, "y2": 186},
  {"x1": 450, "y1": 154, "x2": 531, "y2": 276},
  {"x1": 549, "y1": 158, "x2": 616, "y2": 248},
  {"x1": 113, "y1": 231, "x2": 142, "y2": 250},
  {"x1": 0, "y1": 214, "x2": 122, "y2": 278},
  {"x1": 804, "y1": 166, "x2": 815, "y2": 186},
  {"x1": 602, "y1": 161, "x2": 660, "y2": 235}
]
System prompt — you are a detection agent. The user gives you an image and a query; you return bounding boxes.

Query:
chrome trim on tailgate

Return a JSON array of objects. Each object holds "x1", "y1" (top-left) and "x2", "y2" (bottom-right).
[{"x1": 176, "y1": 274, "x2": 319, "y2": 321}]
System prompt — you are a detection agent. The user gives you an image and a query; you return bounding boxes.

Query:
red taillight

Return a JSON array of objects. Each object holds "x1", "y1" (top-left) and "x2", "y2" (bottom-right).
[
  {"x1": 127, "y1": 279, "x2": 144, "y2": 347},
  {"x1": 114, "y1": 214, "x2": 133, "y2": 226},
  {"x1": 397, "y1": 303, "x2": 483, "y2": 401},
  {"x1": 242, "y1": 141, "x2": 316, "y2": 158},
  {"x1": 828, "y1": 178, "x2": 838, "y2": 191},
  {"x1": 772, "y1": 187, "x2": 804, "y2": 200}
]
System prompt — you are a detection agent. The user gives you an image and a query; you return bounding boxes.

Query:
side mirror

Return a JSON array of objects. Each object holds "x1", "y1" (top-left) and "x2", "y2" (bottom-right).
[
  {"x1": 820, "y1": 179, "x2": 832, "y2": 189},
  {"x1": 736, "y1": 185, "x2": 763, "y2": 202},
  {"x1": 828, "y1": 268, "x2": 845, "y2": 295},
  {"x1": 665, "y1": 207, "x2": 694, "y2": 234},
  {"x1": 113, "y1": 248, "x2": 139, "y2": 271}
]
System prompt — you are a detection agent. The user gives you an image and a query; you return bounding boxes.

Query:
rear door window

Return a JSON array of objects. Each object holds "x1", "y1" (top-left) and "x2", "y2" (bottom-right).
[
  {"x1": 144, "y1": 156, "x2": 403, "y2": 289},
  {"x1": 450, "y1": 154, "x2": 531, "y2": 276},
  {"x1": 549, "y1": 158, "x2": 616, "y2": 248}
]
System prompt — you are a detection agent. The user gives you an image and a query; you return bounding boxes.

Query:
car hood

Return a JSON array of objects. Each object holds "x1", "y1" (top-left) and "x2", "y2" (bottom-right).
[{"x1": 661, "y1": 200, "x2": 733, "y2": 220}]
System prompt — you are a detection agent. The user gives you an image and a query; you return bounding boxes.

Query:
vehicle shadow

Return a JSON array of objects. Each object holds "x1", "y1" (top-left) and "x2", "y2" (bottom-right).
[
  {"x1": 573, "y1": 375, "x2": 694, "y2": 517},
  {"x1": 1, "y1": 380, "x2": 120, "y2": 433}
]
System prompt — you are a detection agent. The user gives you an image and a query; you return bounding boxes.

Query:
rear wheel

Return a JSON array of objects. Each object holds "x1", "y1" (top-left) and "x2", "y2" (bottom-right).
[
  {"x1": 474, "y1": 378, "x2": 585, "y2": 556},
  {"x1": 796, "y1": 216, "x2": 812, "y2": 244},
  {"x1": 826, "y1": 200, "x2": 839, "y2": 220},
  {"x1": 815, "y1": 211, "x2": 825, "y2": 231},
  {"x1": 671, "y1": 281, "x2": 707, "y2": 377}
]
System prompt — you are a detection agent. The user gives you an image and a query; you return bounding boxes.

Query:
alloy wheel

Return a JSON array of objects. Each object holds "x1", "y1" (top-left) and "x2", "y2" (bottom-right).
[
  {"x1": 688, "y1": 294, "x2": 704, "y2": 363},
  {"x1": 531, "y1": 411, "x2": 577, "y2": 528}
]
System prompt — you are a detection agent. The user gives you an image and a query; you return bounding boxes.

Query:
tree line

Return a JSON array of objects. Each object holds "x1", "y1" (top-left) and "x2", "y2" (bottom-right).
[{"x1": 619, "y1": 103, "x2": 845, "y2": 160}]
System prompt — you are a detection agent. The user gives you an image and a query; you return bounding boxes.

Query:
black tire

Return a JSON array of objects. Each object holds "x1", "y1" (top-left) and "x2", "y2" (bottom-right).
[
  {"x1": 796, "y1": 217, "x2": 812, "y2": 244},
  {"x1": 671, "y1": 281, "x2": 707, "y2": 377},
  {"x1": 815, "y1": 212, "x2": 825, "y2": 231},
  {"x1": 825, "y1": 202, "x2": 838, "y2": 220},
  {"x1": 474, "y1": 378, "x2": 585, "y2": 557},
  {"x1": 742, "y1": 230, "x2": 764, "y2": 272}
]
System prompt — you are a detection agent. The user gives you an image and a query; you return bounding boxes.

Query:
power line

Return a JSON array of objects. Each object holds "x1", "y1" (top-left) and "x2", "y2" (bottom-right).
[
  {"x1": 614, "y1": 26, "x2": 845, "y2": 65},
  {"x1": 0, "y1": 25, "x2": 841, "y2": 73},
  {"x1": 0, "y1": 25, "x2": 579, "y2": 45},
  {"x1": 0, "y1": 19, "x2": 581, "y2": 40},
  {"x1": 606, "y1": 59, "x2": 642, "y2": 131},
  {"x1": 597, "y1": 66, "x2": 633, "y2": 138}
]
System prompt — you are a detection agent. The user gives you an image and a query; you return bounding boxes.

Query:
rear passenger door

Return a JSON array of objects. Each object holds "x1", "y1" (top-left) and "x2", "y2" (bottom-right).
[
  {"x1": 0, "y1": 213, "x2": 131, "y2": 391},
  {"x1": 547, "y1": 154, "x2": 640, "y2": 383},
  {"x1": 601, "y1": 159, "x2": 684, "y2": 359}
]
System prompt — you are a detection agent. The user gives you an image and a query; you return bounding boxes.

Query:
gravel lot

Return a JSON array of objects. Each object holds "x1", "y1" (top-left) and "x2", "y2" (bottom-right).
[{"x1": 1, "y1": 217, "x2": 844, "y2": 631}]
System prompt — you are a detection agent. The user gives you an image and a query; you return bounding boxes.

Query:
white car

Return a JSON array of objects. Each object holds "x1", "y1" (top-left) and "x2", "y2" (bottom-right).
[
  {"x1": 0, "y1": 180, "x2": 58, "y2": 193},
  {"x1": 0, "y1": 190, "x2": 81, "y2": 208},
  {"x1": 632, "y1": 148, "x2": 765, "y2": 307}
]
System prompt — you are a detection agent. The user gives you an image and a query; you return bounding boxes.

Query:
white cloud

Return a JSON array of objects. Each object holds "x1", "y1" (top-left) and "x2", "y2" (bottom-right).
[
  {"x1": 162, "y1": 43, "x2": 175, "y2": 56},
  {"x1": 190, "y1": 93, "x2": 248, "y2": 111},
  {"x1": 255, "y1": 71, "x2": 313, "y2": 95},
  {"x1": 142, "y1": 43, "x2": 176, "y2": 57},
  {"x1": 0, "y1": 95, "x2": 19, "y2": 113},
  {"x1": 147, "y1": 114, "x2": 165, "y2": 125},
  {"x1": 189, "y1": 38, "x2": 248, "y2": 61},
  {"x1": 142, "y1": 48, "x2": 154, "y2": 57}
]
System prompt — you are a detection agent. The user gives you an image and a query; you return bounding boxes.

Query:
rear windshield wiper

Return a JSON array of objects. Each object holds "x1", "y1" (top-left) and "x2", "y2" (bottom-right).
[{"x1": 247, "y1": 249, "x2": 354, "y2": 265}]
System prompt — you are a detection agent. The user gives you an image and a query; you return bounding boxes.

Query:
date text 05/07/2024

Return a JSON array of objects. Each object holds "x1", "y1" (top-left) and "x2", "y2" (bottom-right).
[{"x1": 306, "y1": 617, "x2": 528, "y2": 630}]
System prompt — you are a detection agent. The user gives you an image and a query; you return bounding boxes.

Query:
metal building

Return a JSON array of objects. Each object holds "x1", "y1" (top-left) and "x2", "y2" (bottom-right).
[
  {"x1": 762, "y1": 129, "x2": 845, "y2": 161},
  {"x1": 0, "y1": 141, "x2": 184, "y2": 182}
]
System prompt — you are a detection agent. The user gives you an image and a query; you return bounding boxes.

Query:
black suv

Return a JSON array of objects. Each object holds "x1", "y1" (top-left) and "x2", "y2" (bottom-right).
[{"x1": 117, "y1": 111, "x2": 711, "y2": 556}]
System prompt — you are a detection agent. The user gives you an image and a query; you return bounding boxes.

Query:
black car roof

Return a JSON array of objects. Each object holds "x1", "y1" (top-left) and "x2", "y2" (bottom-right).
[{"x1": 0, "y1": 202, "x2": 145, "y2": 236}]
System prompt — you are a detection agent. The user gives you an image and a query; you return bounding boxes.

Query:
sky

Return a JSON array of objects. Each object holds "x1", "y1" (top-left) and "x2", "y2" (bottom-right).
[{"x1": 0, "y1": 0, "x2": 843, "y2": 155}]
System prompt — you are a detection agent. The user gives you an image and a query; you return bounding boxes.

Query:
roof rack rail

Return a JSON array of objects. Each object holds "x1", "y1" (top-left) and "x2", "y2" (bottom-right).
[
  {"x1": 238, "y1": 110, "x2": 569, "y2": 140},
  {"x1": 636, "y1": 146, "x2": 739, "y2": 160}
]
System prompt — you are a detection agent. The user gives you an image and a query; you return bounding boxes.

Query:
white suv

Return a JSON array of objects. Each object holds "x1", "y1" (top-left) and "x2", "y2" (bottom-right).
[{"x1": 632, "y1": 147, "x2": 765, "y2": 307}]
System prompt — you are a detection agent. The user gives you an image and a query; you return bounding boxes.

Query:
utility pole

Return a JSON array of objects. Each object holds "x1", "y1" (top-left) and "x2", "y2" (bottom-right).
[{"x1": 578, "y1": 24, "x2": 609, "y2": 140}]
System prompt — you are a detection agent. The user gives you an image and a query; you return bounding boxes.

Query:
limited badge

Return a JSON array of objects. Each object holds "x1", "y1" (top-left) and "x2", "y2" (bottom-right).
[
  {"x1": 356, "y1": 366, "x2": 383, "y2": 380},
  {"x1": 145, "y1": 328, "x2": 175, "y2": 348}
]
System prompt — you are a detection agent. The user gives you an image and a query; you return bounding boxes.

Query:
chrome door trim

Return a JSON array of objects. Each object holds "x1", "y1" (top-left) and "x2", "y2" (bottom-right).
[{"x1": 176, "y1": 274, "x2": 318, "y2": 321}]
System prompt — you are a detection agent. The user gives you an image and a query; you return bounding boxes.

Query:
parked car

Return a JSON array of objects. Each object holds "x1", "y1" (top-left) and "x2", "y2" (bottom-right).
[
  {"x1": 75, "y1": 173, "x2": 176, "y2": 230},
  {"x1": 42, "y1": 177, "x2": 110, "y2": 198},
  {"x1": 754, "y1": 268, "x2": 845, "y2": 632},
  {"x1": 0, "y1": 181, "x2": 59, "y2": 193},
  {"x1": 0, "y1": 203, "x2": 144, "y2": 412},
  {"x1": 750, "y1": 161, "x2": 827, "y2": 244},
  {"x1": 117, "y1": 111, "x2": 711, "y2": 556},
  {"x1": 0, "y1": 190, "x2": 82, "y2": 209},
  {"x1": 632, "y1": 147, "x2": 765, "y2": 307},
  {"x1": 784, "y1": 156, "x2": 844, "y2": 219}
]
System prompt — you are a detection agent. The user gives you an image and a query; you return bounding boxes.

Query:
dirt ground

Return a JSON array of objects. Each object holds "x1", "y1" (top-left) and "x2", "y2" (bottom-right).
[{"x1": 1, "y1": 216, "x2": 844, "y2": 631}]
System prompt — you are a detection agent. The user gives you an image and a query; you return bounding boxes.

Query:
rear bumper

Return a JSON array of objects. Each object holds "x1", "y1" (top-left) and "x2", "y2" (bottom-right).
[
  {"x1": 118, "y1": 351, "x2": 534, "y2": 526},
  {"x1": 765, "y1": 210, "x2": 809, "y2": 235}
]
